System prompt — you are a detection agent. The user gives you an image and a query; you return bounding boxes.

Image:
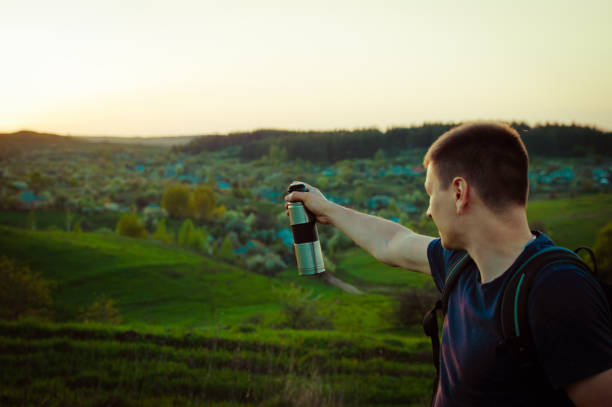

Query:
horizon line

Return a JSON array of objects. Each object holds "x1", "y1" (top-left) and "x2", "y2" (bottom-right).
[{"x1": 2, "y1": 120, "x2": 609, "y2": 138}]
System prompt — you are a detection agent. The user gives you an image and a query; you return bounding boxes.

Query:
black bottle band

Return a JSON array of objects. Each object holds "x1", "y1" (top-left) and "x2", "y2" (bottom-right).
[{"x1": 291, "y1": 222, "x2": 319, "y2": 244}]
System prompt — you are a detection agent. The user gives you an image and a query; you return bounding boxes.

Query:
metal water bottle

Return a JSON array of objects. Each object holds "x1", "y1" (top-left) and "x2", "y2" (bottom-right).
[{"x1": 287, "y1": 182, "x2": 325, "y2": 276}]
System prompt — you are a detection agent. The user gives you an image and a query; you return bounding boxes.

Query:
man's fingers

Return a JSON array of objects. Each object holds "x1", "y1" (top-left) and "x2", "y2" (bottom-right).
[{"x1": 285, "y1": 191, "x2": 306, "y2": 202}]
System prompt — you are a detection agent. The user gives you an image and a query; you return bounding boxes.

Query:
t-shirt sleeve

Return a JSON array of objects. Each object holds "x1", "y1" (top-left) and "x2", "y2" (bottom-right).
[
  {"x1": 427, "y1": 238, "x2": 465, "y2": 293},
  {"x1": 528, "y1": 264, "x2": 612, "y2": 390}
]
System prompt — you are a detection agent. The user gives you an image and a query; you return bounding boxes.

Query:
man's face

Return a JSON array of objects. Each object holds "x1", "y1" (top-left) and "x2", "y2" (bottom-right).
[{"x1": 424, "y1": 163, "x2": 460, "y2": 249}]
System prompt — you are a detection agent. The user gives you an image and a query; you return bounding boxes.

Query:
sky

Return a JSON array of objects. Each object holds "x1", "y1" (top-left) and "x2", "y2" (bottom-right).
[{"x1": 1, "y1": 0, "x2": 611, "y2": 136}]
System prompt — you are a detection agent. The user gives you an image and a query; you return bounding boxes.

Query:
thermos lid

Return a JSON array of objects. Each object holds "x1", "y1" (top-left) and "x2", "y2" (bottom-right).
[{"x1": 288, "y1": 182, "x2": 308, "y2": 193}]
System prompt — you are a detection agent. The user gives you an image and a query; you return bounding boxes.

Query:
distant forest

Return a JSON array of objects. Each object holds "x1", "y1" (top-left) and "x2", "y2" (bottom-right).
[{"x1": 176, "y1": 123, "x2": 612, "y2": 162}]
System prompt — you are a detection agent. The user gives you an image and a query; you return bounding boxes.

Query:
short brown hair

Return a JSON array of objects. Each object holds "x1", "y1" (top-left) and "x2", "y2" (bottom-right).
[{"x1": 423, "y1": 122, "x2": 529, "y2": 210}]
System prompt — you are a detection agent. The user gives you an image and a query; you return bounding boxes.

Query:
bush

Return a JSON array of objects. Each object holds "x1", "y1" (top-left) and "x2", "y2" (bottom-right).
[
  {"x1": 177, "y1": 219, "x2": 209, "y2": 253},
  {"x1": 277, "y1": 284, "x2": 333, "y2": 330},
  {"x1": 0, "y1": 256, "x2": 54, "y2": 321},
  {"x1": 593, "y1": 222, "x2": 612, "y2": 284},
  {"x1": 152, "y1": 218, "x2": 174, "y2": 244},
  {"x1": 116, "y1": 213, "x2": 148, "y2": 239},
  {"x1": 395, "y1": 287, "x2": 439, "y2": 327},
  {"x1": 72, "y1": 219, "x2": 82, "y2": 234},
  {"x1": 218, "y1": 235, "x2": 236, "y2": 261},
  {"x1": 81, "y1": 295, "x2": 122, "y2": 324}
]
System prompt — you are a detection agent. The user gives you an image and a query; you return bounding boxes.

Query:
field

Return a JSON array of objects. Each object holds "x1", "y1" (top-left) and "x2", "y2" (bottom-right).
[
  {"x1": 525, "y1": 193, "x2": 612, "y2": 249},
  {"x1": 1, "y1": 193, "x2": 610, "y2": 406},
  {"x1": 0, "y1": 321, "x2": 433, "y2": 407},
  {"x1": 0, "y1": 225, "x2": 399, "y2": 332}
]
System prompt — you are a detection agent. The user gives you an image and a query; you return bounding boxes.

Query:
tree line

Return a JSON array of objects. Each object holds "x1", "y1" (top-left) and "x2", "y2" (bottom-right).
[{"x1": 175, "y1": 123, "x2": 611, "y2": 162}]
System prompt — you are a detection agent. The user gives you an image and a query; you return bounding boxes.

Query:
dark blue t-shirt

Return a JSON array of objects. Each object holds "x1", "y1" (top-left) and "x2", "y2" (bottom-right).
[{"x1": 427, "y1": 232, "x2": 612, "y2": 407}]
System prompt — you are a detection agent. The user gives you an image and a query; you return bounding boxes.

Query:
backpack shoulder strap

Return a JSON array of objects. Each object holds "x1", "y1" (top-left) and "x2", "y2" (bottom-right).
[
  {"x1": 499, "y1": 246, "x2": 590, "y2": 363},
  {"x1": 422, "y1": 252, "x2": 472, "y2": 405}
]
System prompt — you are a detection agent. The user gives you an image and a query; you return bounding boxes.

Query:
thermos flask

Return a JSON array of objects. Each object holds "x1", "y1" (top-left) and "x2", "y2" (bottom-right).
[{"x1": 287, "y1": 182, "x2": 325, "y2": 276}]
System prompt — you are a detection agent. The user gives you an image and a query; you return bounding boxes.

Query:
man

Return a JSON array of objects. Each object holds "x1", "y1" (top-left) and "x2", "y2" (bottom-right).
[{"x1": 284, "y1": 122, "x2": 612, "y2": 406}]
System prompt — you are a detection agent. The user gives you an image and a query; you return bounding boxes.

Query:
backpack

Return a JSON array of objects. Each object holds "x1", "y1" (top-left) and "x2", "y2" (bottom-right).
[{"x1": 421, "y1": 242, "x2": 612, "y2": 406}]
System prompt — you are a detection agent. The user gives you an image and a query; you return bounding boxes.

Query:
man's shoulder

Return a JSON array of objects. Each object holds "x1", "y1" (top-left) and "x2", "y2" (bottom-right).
[{"x1": 427, "y1": 238, "x2": 470, "y2": 291}]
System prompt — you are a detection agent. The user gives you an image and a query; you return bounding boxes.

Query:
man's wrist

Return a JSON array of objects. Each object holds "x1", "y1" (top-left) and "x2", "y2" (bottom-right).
[{"x1": 326, "y1": 201, "x2": 348, "y2": 227}]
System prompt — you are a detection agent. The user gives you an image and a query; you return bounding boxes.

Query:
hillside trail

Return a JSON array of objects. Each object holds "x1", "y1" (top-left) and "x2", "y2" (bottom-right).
[{"x1": 322, "y1": 272, "x2": 364, "y2": 294}]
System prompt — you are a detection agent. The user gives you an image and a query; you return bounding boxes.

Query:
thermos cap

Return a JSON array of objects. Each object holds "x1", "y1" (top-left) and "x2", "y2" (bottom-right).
[{"x1": 288, "y1": 182, "x2": 308, "y2": 193}]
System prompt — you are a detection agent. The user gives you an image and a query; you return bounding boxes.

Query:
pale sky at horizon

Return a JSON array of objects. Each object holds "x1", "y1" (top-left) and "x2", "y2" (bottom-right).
[{"x1": 1, "y1": 0, "x2": 611, "y2": 136}]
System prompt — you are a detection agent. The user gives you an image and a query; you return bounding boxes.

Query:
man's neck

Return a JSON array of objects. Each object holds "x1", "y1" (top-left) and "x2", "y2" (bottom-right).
[{"x1": 462, "y1": 209, "x2": 534, "y2": 284}]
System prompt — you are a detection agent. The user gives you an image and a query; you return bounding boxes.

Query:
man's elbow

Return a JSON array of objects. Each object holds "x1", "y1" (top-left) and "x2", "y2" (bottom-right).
[{"x1": 566, "y1": 368, "x2": 612, "y2": 407}]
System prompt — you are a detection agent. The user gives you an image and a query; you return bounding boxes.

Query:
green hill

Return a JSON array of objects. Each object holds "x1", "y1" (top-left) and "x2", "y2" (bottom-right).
[
  {"x1": 0, "y1": 226, "x2": 281, "y2": 326},
  {"x1": 526, "y1": 193, "x2": 612, "y2": 249},
  {"x1": 0, "y1": 226, "x2": 396, "y2": 331}
]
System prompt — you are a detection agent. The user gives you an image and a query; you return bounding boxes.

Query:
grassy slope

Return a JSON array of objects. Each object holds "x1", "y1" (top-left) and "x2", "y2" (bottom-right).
[
  {"x1": 526, "y1": 193, "x2": 612, "y2": 249},
  {"x1": 0, "y1": 226, "x2": 395, "y2": 331},
  {"x1": 0, "y1": 226, "x2": 281, "y2": 326}
]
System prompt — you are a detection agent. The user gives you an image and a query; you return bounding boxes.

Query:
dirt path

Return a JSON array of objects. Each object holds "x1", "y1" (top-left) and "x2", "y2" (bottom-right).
[{"x1": 322, "y1": 272, "x2": 364, "y2": 294}]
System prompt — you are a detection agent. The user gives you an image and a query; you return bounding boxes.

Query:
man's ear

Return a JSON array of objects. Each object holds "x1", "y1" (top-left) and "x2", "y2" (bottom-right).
[{"x1": 452, "y1": 177, "x2": 469, "y2": 215}]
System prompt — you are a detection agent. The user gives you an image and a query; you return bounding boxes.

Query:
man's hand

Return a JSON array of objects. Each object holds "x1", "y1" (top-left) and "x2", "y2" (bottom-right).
[{"x1": 284, "y1": 182, "x2": 335, "y2": 224}]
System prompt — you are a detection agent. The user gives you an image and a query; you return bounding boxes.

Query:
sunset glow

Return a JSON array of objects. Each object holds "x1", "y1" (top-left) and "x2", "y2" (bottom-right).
[{"x1": 1, "y1": 0, "x2": 611, "y2": 136}]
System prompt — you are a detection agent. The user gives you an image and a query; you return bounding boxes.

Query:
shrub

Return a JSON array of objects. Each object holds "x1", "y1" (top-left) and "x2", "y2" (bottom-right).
[
  {"x1": 81, "y1": 295, "x2": 122, "y2": 324},
  {"x1": 395, "y1": 287, "x2": 439, "y2": 327},
  {"x1": 277, "y1": 283, "x2": 333, "y2": 330},
  {"x1": 73, "y1": 219, "x2": 82, "y2": 234},
  {"x1": 152, "y1": 218, "x2": 174, "y2": 244},
  {"x1": 0, "y1": 256, "x2": 54, "y2": 321},
  {"x1": 593, "y1": 221, "x2": 612, "y2": 284},
  {"x1": 218, "y1": 235, "x2": 236, "y2": 261},
  {"x1": 116, "y1": 213, "x2": 148, "y2": 239},
  {"x1": 177, "y1": 219, "x2": 209, "y2": 253},
  {"x1": 177, "y1": 219, "x2": 195, "y2": 246}
]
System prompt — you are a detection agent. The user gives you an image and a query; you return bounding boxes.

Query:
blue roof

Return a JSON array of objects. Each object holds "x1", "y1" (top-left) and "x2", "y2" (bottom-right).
[
  {"x1": 253, "y1": 188, "x2": 281, "y2": 201},
  {"x1": 217, "y1": 181, "x2": 230, "y2": 190},
  {"x1": 178, "y1": 174, "x2": 199, "y2": 183},
  {"x1": 276, "y1": 228, "x2": 293, "y2": 248},
  {"x1": 18, "y1": 191, "x2": 46, "y2": 202}
]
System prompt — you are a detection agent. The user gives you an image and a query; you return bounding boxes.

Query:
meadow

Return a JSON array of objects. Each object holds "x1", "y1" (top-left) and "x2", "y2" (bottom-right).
[{"x1": 1, "y1": 191, "x2": 610, "y2": 405}]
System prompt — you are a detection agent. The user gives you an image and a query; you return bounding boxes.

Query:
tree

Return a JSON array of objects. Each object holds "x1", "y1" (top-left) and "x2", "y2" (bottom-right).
[
  {"x1": 73, "y1": 219, "x2": 82, "y2": 234},
  {"x1": 28, "y1": 171, "x2": 51, "y2": 194},
  {"x1": 177, "y1": 219, "x2": 195, "y2": 247},
  {"x1": 593, "y1": 222, "x2": 612, "y2": 284},
  {"x1": 188, "y1": 227, "x2": 209, "y2": 253},
  {"x1": 162, "y1": 184, "x2": 192, "y2": 219},
  {"x1": 191, "y1": 185, "x2": 216, "y2": 221},
  {"x1": 218, "y1": 235, "x2": 235, "y2": 261},
  {"x1": 0, "y1": 256, "x2": 54, "y2": 321},
  {"x1": 116, "y1": 214, "x2": 148, "y2": 239},
  {"x1": 267, "y1": 144, "x2": 287, "y2": 165},
  {"x1": 152, "y1": 218, "x2": 174, "y2": 244}
]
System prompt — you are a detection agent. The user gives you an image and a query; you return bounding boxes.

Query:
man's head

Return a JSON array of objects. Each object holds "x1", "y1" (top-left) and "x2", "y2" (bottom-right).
[
  {"x1": 423, "y1": 121, "x2": 529, "y2": 210},
  {"x1": 422, "y1": 122, "x2": 529, "y2": 247}
]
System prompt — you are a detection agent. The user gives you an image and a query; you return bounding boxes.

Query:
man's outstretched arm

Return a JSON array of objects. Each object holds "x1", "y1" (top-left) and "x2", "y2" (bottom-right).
[{"x1": 284, "y1": 182, "x2": 434, "y2": 275}]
